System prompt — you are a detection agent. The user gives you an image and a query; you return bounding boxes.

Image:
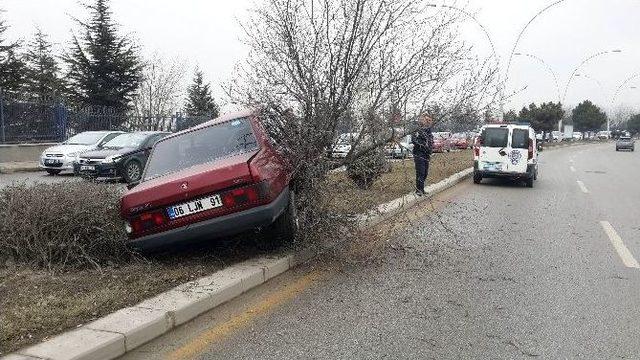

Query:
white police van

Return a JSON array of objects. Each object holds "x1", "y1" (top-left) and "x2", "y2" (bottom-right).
[{"x1": 473, "y1": 123, "x2": 539, "y2": 187}]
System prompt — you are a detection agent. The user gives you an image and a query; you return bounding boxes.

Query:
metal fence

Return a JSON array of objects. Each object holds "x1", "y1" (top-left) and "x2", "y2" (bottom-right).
[{"x1": 0, "y1": 91, "x2": 210, "y2": 143}]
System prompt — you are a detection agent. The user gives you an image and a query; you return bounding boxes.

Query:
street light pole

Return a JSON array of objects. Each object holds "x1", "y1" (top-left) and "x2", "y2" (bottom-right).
[
  {"x1": 562, "y1": 50, "x2": 622, "y2": 104},
  {"x1": 504, "y1": 0, "x2": 567, "y2": 115},
  {"x1": 609, "y1": 73, "x2": 640, "y2": 131},
  {"x1": 514, "y1": 52, "x2": 561, "y2": 103}
]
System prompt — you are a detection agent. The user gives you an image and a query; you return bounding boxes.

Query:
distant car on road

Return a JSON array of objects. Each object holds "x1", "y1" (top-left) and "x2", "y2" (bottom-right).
[
  {"x1": 385, "y1": 134, "x2": 413, "y2": 159},
  {"x1": 616, "y1": 136, "x2": 635, "y2": 151},
  {"x1": 39, "y1": 131, "x2": 124, "y2": 175},
  {"x1": 120, "y1": 110, "x2": 296, "y2": 250},
  {"x1": 473, "y1": 123, "x2": 538, "y2": 187},
  {"x1": 75, "y1": 131, "x2": 170, "y2": 183},
  {"x1": 597, "y1": 131, "x2": 611, "y2": 139}
]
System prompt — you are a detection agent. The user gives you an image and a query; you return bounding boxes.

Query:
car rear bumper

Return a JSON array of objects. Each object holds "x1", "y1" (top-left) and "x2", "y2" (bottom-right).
[
  {"x1": 474, "y1": 161, "x2": 535, "y2": 179},
  {"x1": 616, "y1": 144, "x2": 634, "y2": 149},
  {"x1": 128, "y1": 187, "x2": 291, "y2": 250}
]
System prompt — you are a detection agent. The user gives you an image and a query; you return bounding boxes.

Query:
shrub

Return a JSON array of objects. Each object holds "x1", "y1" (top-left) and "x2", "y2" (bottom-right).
[
  {"x1": 0, "y1": 181, "x2": 133, "y2": 270},
  {"x1": 346, "y1": 149, "x2": 388, "y2": 190}
]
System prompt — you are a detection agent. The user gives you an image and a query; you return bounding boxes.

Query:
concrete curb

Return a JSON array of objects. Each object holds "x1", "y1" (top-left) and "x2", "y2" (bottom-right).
[
  {"x1": 0, "y1": 163, "x2": 40, "y2": 174},
  {"x1": 357, "y1": 168, "x2": 474, "y2": 227},
  {"x1": 1, "y1": 167, "x2": 472, "y2": 360}
]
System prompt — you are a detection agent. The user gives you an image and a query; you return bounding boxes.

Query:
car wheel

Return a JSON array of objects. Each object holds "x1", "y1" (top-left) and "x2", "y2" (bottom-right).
[
  {"x1": 263, "y1": 191, "x2": 298, "y2": 250},
  {"x1": 473, "y1": 172, "x2": 482, "y2": 184},
  {"x1": 526, "y1": 176, "x2": 534, "y2": 188},
  {"x1": 123, "y1": 160, "x2": 143, "y2": 183},
  {"x1": 616, "y1": 147, "x2": 619, "y2": 151},
  {"x1": 46, "y1": 169, "x2": 61, "y2": 176}
]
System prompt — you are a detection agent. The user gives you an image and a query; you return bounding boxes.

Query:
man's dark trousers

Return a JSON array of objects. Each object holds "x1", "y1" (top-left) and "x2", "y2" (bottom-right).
[{"x1": 414, "y1": 152, "x2": 430, "y2": 192}]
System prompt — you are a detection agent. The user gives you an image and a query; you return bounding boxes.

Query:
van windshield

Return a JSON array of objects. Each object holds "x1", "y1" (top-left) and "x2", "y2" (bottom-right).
[
  {"x1": 482, "y1": 128, "x2": 508, "y2": 147},
  {"x1": 143, "y1": 118, "x2": 258, "y2": 181}
]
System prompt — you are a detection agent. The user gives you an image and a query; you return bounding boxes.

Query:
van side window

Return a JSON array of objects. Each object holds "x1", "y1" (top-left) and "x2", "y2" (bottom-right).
[
  {"x1": 512, "y1": 129, "x2": 529, "y2": 149},
  {"x1": 482, "y1": 128, "x2": 508, "y2": 147}
]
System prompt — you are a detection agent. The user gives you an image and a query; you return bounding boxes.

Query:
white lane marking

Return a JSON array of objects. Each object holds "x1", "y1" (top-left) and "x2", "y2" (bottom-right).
[
  {"x1": 570, "y1": 166, "x2": 576, "y2": 172},
  {"x1": 577, "y1": 180, "x2": 589, "y2": 193},
  {"x1": 600, "y1": 221, "x2": 640, "y2": 269}
]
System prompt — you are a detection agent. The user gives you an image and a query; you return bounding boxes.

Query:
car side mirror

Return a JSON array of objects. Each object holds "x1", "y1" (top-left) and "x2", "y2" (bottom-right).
[{"x1": 126, "y1": 181, "x2": 140, "y2": 190}]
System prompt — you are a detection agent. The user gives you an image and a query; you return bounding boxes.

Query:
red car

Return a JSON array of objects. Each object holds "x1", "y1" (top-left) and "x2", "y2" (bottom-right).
[
  {"x1": 432, "y1": 132, "x2": 452, "y2": 153},
  {"x1": 451, "y1": 133, "x2": 471, "y2": 149},
  {"x1": 120, "y1": 110, "x2": 296, "y2": 250}
]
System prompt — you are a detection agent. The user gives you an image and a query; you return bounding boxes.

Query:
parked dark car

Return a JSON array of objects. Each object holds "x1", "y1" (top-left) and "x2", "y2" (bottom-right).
[
  {"x1": 119, "y1": 110, "x2": 296, "y2": 250},
  {"x1": 74, "y1": 131, "x2": 171, "y2": 183},
  {"x1": 616, "y1": 136, "x2": 635, "y2": 151}
]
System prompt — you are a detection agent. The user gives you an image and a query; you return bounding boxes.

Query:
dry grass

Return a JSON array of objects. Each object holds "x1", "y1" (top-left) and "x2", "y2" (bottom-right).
[
  {"x1": 327, "y1": 150, "x2": 472, "y2": 214},
  {"x1": 0, "y1": 240, "x2": 279, "y2": 354}
]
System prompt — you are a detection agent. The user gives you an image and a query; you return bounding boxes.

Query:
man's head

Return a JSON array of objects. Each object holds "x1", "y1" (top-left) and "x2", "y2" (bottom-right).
[{"x1": 419, "y1": 114, "x2": 433, "y2": 127}]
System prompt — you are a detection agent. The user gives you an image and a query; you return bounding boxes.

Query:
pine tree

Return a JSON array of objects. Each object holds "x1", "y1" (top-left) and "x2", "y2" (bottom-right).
[
  {"x1": 63, "y1": 0, "x2": 142, "y2": 111},
  {"x1": 23, "y1": 28, "x2": 64, "y2": 101},
  {"x1": 184, "y1": 69, "x2": 219, "y2": 117},
  {"x1": 0, "y1": 10, "x2": 24, "y2": 96}
]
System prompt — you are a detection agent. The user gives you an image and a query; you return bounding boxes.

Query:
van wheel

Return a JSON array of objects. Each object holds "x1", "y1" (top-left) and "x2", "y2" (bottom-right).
[
  {"x1": 263, "y1": 191, "x2": 298, "y2": 249},
  {"x1": 473, "y1": 173, "x2": 482, "y2": 184}
]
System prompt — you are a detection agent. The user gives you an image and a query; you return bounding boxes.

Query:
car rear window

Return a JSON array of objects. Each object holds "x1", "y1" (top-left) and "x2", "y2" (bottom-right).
[
  {"x1": 144, "y1": 118, "x2": 258, "y2": 181},
  {"x1": 620, "y1": 137, "x2": 631, "y2": 140},
  {"x1": 511, "y1": 129, "x2": 529, "y2": 149},
  {"x1": 482, "y1": 128, "x2": 508, "y2": 147}
]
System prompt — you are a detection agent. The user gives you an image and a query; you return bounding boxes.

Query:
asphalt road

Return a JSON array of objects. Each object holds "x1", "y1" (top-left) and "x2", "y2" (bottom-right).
[{"x1": 120, "y1": 143, "x2": 640, "y2": 359}]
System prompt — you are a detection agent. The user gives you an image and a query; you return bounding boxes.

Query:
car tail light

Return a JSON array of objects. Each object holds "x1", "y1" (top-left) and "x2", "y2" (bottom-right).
[
  {"x1": 474, "y1": 137, "x2": 482, "y2": 156},
  {"x1": 528, "y1": 141, "x2": 534, "y2": 160},
  {"x1": 221, "y1": 182, "x2": 268, "y2": 208},
  {"x1": 130, "y1": 209, "x2": 167, "y2": 233}
]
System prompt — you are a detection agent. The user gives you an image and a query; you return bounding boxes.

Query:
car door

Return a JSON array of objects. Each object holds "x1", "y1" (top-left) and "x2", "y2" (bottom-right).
[
  {"x1": 507, "y1": 128, "x2": 529, "y2": 174},
  {"x1": 478, "y1": 126, "x2": 509, "y2": 172}
]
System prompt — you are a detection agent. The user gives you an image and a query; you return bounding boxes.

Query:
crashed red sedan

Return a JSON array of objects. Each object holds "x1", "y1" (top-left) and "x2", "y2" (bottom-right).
[{"x1": 120, "y1": 110, "x2": 296, "y2": 250}]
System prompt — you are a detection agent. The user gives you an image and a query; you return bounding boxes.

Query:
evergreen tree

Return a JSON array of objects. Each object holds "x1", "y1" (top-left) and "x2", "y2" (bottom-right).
[
  {"x1": 0, "y1": 10, "x2": 24, "y2": 96},
  {"x1": 518, "y1": 102, "x2": 564, "y2": 132},
  {"x1": 63, "y1": 0, "x2": 142, "y2": 111},
  {"x1": 571, "y1": 100, "x2": 607, "y2": 131},
  {"x1": 503, "y1": 109, "x2": 518, "y2": 122},
  {"x1": 184, "y1": 69, "x2": 219, "y2": 117},
  {"x1": 23, "y1": 28, "x2": 64, "y2": 100}
]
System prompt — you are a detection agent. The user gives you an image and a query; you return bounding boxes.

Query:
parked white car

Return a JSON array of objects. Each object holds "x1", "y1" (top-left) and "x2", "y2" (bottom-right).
[
  {"x1": 39, "y1": 131, "x2": 124, "y2": 175},
  {"x1": 473, "y1": 123, "x2": 539, "y2": 187},
  {"x1": 551, "y1": 131, "x2": 563, "y2": 142},
  {"x1": 597, "y1": 130, "x2": 611, "y2": 139},
  {"x1": 572, "y1": 132, "x2": 583, "y2": 140}
]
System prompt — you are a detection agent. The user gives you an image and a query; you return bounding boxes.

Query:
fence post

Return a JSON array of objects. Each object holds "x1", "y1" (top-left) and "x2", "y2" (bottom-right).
[{"x1": 0, "y1": 88, "x2": 5, "y2": 143}]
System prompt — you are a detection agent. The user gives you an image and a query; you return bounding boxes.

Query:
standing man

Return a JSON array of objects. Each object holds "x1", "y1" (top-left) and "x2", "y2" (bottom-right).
[{"x1": 412, "y1": 114, "x2": 434, "y2": 196}]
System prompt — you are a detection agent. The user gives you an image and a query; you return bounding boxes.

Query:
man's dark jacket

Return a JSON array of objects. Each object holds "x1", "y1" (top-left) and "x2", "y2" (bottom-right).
[{"x1": 412, "y1": 127, "x2": 434, "y2": 156}]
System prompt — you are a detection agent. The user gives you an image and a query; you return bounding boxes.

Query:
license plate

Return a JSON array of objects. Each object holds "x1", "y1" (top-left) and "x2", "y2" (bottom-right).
[
  {"x1": 483, "y1": 162, "x2": 503, "y2": 171},
  {"x1": 80, "y1": 165, "x2": 95, "y2": 171},
  {"x1": 167, "y1": 194, "x2": 223, "y2": 220},
  {"x1": 44, "y1": 159, "x2": 60, "y2": 165}
]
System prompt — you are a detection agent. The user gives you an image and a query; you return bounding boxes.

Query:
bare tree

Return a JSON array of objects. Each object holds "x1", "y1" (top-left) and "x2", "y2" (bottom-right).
[
  {"x1": 232, "y1": 0, "x2": 499, "y2": 240},
  {"x1": 131, "y1": 53, "x2": 186, "y2": 130}
]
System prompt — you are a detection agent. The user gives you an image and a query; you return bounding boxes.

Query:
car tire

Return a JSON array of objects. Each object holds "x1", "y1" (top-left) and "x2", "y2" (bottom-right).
[
  {"x1": 616, "y1": 147, "x2": 619, "y2": 151},
  {"x1": 46, "y1": 169, "x2": 61, "y2": 176},
  {"x1": 526, "y1": 176, "x2": 534, "y2": 188},
  {"x1": 473, "y1": 173, "x2": 482, "y2": 184},
  {"x1": 263, "y1": 191, "x2": 298, "y2": 249},
  {"x1": 123, "y1": 160, "x2": 143, "y2": 183}
]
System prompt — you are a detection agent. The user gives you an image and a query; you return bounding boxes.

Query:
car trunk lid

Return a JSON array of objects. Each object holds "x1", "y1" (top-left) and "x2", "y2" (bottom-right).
[{"x1": 122, "y1": 150, "x2": 258, "y2": 216}]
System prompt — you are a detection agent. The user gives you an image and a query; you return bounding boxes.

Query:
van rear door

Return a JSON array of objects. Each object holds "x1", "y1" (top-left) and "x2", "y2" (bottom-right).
[
  {"x1": 479, "y1": 127, "x2": 509, "y2": 172},
  {"x1": 508, "y1": 128, "x2": 530, "y2": 174}
]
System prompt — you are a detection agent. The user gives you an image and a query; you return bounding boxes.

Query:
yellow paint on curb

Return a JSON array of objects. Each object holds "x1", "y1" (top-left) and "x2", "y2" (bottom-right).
[{"x1": 165, "y1": 269, "x2": 323, "y2": 360}]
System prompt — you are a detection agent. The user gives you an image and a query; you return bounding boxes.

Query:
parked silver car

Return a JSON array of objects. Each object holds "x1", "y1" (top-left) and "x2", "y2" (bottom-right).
[
  {"x1": 39, "y1": 131, "x2": 124, "y2": 175},
  {"x1": 615, "y1": 136, "x2": 635, "y2": 152}
]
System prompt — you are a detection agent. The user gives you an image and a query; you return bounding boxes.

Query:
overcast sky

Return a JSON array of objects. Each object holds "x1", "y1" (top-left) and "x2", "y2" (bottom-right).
[{"x1": 2, "y1": 0, "x2": 639, "y2": 114}]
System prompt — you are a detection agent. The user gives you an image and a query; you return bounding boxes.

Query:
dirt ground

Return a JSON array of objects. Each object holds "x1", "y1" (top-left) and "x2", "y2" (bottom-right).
[
  {"x1": 0, "y1": 150, "x2": 472, "y2": 354},
  {"x1": 328, "y1": 150, "x2": 472, "y2": 214}
]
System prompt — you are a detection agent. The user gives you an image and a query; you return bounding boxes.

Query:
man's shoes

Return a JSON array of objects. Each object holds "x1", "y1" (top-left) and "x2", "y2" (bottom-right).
[{"x1": 415, "y1": 189, "x2": 425, "y2": 197}]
